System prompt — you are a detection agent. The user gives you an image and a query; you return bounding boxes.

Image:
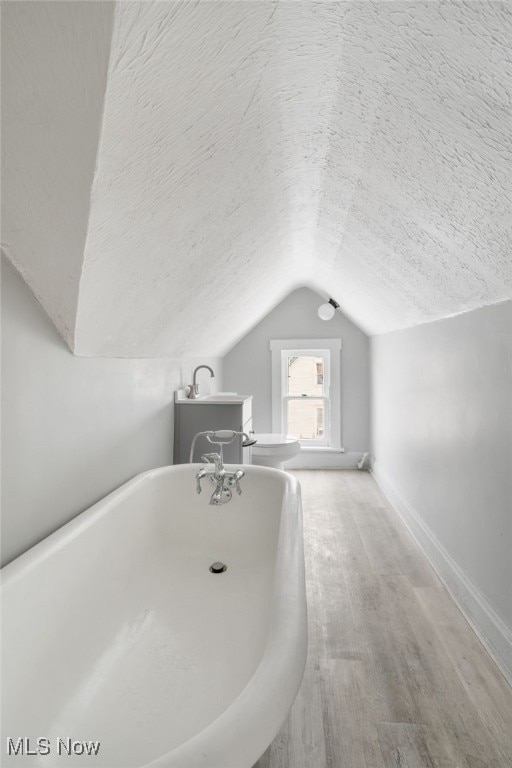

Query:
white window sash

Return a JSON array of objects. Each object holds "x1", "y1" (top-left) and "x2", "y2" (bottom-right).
[
  {"x1": 283, "y1": 395, "x2": 331, "y2": 446},
  {"x1": 281, "y1": 349, "x2": 330, "y2": 398},
  {"x1": 270, "y1": 338, "x2": 342, "y2": 451}
]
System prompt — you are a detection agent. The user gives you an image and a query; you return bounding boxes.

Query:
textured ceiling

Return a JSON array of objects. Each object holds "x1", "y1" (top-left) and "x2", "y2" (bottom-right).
[{"x1": 3, "y1": 1, "x2": 512, "y2": 357}]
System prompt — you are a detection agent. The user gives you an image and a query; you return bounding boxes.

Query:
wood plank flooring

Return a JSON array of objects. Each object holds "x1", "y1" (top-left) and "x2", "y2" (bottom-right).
[{"x1": 269, "y1": 470, "x2": 512, "y2": 768}]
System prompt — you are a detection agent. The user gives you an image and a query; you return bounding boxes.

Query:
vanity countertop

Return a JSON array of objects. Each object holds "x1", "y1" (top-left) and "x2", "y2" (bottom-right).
[{"x1": 174, "y1": 390, "x2": 252, "y2": 405}]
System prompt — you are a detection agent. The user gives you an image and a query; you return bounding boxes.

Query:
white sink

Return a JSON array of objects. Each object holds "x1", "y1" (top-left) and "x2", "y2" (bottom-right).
[
  {"x1": 192, "y1": 395, "x2": 244, "y2": 403},
  {"x1": 175, "y1": 390, "x2": 250, "y2": 404}
]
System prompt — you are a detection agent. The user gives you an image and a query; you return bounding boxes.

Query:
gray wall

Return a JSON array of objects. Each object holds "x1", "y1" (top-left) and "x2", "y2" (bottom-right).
[
  {"x1": 1, "y1": 259, "x2": 222, "y2": 566},
  {"x1": 223, "y1": 287, "x2": 371, "y2": 466},
  {"x1": 371, "y1": 301, "x2": 512, "y2": 679}
]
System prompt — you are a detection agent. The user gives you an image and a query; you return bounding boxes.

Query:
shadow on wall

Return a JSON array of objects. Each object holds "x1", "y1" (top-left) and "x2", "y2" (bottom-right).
[{"x1": 1, "y1": 257, "x2": 221, "y2": 566}]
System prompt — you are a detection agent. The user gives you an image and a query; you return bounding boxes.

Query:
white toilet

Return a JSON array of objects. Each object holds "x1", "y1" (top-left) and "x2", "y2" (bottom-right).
[{"x1": 250, "y1": 433, "x2": 301, "y2": 470}]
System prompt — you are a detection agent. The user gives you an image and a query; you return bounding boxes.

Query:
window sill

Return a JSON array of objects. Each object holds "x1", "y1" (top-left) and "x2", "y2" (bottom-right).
[{"x1": 298, "y1": 446, "x2": 345, "y2": 454}]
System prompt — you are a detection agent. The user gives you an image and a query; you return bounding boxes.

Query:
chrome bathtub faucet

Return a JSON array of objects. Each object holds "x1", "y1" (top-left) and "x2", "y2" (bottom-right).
[
  {"x1": 195, "y1": 452, "x2": 245, "y2": 505},
  {"x1": 190, "y1": 430, "x2": 249, "y2": 506}
]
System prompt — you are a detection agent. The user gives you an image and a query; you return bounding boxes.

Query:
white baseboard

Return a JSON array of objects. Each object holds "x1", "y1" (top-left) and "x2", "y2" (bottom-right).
[
  {"x1": 287, "y1": 451, "x2": 365, "y2": 470},
  {"x1": 371, "y1": 462, "x2": 512, "y2": 687}
]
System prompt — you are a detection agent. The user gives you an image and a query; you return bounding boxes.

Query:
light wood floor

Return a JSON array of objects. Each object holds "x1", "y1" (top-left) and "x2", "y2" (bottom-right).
[{"x1": 269, "y1": 470, "x2": 512, "y2": 768}]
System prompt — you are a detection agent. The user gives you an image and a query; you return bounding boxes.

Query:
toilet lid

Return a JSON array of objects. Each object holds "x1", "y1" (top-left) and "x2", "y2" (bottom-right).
[{"x1": 252, "y1": 433, "x2": 299, "y2": 448}]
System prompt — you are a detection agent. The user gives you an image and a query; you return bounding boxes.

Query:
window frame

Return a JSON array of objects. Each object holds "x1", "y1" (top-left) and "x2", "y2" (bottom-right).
[
  {"x1": 270, "y1": 338, "x2": 342, "y2": 452},
  {"x1": 281, "y1": 348, "x2": 331, "y2": 447}
]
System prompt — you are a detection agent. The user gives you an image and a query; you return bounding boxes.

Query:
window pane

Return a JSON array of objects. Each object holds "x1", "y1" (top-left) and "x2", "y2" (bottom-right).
[
  {"x1": 287, "y1": 355, "x2": 324, "y2": 396},
  {"x1": 287, "y1": 399, "x2": 325, "y2": 441}
]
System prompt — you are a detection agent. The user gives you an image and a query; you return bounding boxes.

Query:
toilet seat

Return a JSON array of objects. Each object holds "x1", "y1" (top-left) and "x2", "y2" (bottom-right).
[
  {"x1": 250, "y1": 433, "x2": 301, "y2": 469},
  {"x1": 252, "y1": 433, "x2": 298, "y2": 448}
]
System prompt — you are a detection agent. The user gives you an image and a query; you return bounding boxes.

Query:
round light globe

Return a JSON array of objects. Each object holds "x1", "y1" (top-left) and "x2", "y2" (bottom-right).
[{"x1": 318, "y1": 302, "x2": 335, "y2": 321}]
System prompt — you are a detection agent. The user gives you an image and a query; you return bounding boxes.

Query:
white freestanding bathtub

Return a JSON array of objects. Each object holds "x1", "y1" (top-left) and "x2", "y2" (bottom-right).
[{"x1": 1, "y1": 465, "x2": 307, "y2": 768}]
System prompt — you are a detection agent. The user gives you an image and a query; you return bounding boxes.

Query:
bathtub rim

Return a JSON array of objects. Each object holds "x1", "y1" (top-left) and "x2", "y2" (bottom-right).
[{"x1": 1, "y1": 464, "x2": 292, "y2": 585}]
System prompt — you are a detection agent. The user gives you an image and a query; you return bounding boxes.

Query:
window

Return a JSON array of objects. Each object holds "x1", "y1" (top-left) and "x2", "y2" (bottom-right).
[
  {"x1": 270, "y1": 339, "x2": 342, "y2": 450},
  {"x1": 284, "y1": 351, "x2": 329, "y2": 445}
]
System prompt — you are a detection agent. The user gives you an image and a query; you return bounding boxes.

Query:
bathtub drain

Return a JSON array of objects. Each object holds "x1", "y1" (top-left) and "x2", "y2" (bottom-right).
[{"x1": 209, "y1": 562, "x2": 227, "y2": 574}]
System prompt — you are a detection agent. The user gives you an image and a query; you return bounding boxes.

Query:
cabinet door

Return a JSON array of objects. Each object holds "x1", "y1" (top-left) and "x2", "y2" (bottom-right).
[
  {"x1": 242, "y1": 398, "x2": 252, "y2": 427},
  {"x1": 241, "y1": 398, "x2": 253, "y2": 464},
  {"x1": 242, "y1": 416, "x2": 253, "y2": 464},
  {"x1": 174, "y1": 404, "x2": 243, "y2": 464}
]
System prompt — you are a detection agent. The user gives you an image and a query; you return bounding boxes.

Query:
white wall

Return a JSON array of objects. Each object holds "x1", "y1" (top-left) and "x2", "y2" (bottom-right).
[
  {"x1": 223, "y1": 287, "x2": 370, "y2": 468},
  {"x1": 1, "y1": 259, "x2": 222, "y2": 566},
  {"x1": 371, "y1": 301, "x2": 512, "y2": 682}
]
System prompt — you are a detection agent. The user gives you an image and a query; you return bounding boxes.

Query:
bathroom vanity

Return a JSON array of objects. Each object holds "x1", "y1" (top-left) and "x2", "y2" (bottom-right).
[{"x1": 173, "y1": 392, "x2": 253, "y2": 464}]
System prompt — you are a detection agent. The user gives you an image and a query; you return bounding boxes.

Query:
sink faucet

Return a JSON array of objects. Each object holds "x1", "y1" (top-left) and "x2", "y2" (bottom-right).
[{"x1": 188, "y1": 365, "x2": 215, "y2": 399}]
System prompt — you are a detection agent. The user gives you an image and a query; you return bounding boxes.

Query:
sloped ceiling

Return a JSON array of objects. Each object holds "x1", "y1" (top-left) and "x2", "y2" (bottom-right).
[
  {"x1": 1, "y1": 0, "x2": 115, "y2": 349},
  {"x1": 3, "y1": 1, "x2": 512, "y2": 357}
]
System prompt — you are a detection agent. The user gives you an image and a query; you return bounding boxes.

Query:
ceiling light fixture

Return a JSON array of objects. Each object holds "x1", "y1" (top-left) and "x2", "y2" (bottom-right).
[{"x1": 318, "y1": 297, "x2": 340, "y2": 321}]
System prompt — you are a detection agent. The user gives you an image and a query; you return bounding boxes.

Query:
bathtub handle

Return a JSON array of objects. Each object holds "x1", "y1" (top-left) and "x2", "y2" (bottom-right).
[
  {"x1": 196, "y1": 467, "x2": 207, "y2": 493},
  {"x1": 228, "y1": 469, "x2": 245, "y2": 495}
]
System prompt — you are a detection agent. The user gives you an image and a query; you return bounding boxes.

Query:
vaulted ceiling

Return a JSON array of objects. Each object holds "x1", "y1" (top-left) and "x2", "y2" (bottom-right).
[{"x1": 3, "y1": 1, "x2": 511, "y2": 357}]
